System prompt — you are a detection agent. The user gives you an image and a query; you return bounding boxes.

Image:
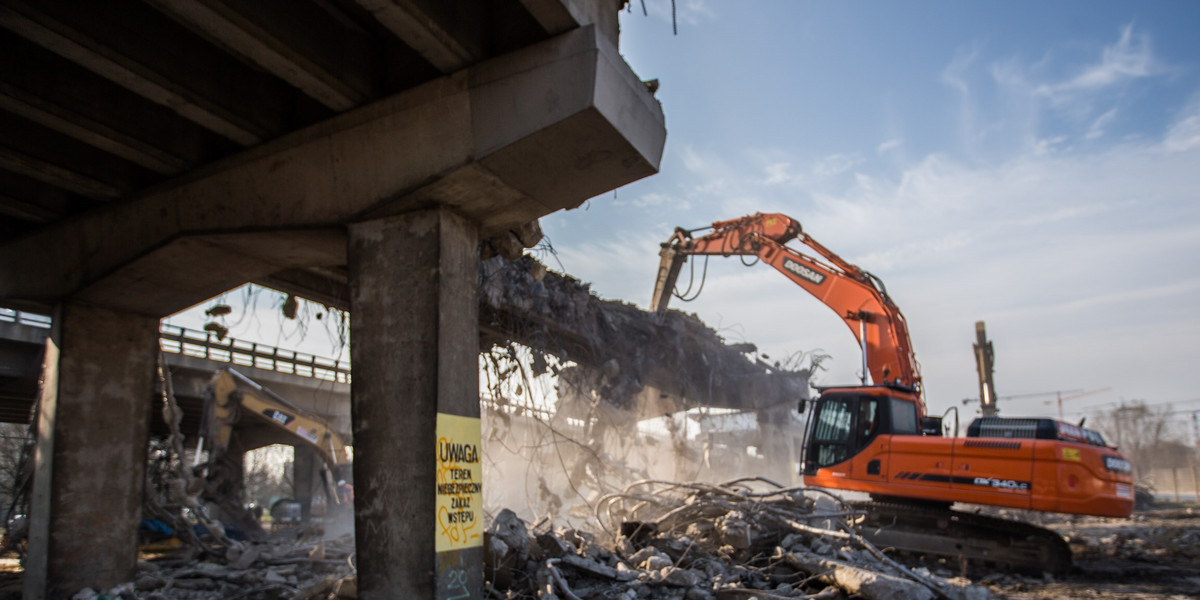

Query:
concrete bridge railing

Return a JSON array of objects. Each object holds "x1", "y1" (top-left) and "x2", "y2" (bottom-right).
[
  {"x1": 2, "y1": 307, "x2": 352, "y2": 385},
  {"x1": 158, "y1": 324, "x2": 351, "y2": 384}
]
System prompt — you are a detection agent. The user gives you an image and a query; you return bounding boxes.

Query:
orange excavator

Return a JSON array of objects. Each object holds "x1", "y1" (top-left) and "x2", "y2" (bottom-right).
[{"x1": 652, "y1": 213, "x2": 1133, "y2": 572}]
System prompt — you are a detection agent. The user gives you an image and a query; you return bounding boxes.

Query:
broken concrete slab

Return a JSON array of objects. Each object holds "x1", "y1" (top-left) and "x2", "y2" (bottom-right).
[{"x1": 480, "y1": 255, "x2": 810, "y2": 416}]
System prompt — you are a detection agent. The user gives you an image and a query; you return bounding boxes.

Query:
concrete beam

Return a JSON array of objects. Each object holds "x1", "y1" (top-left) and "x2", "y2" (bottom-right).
[
  {"x1": 0, "y1": 24, "x2": 665, "y2": 317},
  {"x1": 518, "y1": 0, "x2": 620, "y2": 41},
  {"x1": 0, "y1": 147, "x2": 122, "y2": 200},
  {"x1": 146, "y1": 0, "x2": 364, "y2": 111},
  {"x1": 0, "y1": 83, "x2": 188, "y2": 175},
  {"x1": 0, "y1": 2, "x2": 265, "y2": 145},
  {"x1": 354, "y1": 0, "x2": 476, "y2": 73}
]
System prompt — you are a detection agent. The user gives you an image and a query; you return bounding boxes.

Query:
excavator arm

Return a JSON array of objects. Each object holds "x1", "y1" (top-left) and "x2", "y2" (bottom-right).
[
  {"x1": 204, "y1": 368, "x2": 351, "y2": 505},
  {"x1": 652, "y1": 213, "x2": 921, "y2": 395},
  {"x1": 207, "y1": 368, "x2": 350, "y2": 468}
]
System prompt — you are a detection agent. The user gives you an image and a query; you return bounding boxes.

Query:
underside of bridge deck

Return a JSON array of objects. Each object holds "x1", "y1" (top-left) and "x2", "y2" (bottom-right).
[{"x1": 0, "y1": 1, "x2": 666, "y2": 597}]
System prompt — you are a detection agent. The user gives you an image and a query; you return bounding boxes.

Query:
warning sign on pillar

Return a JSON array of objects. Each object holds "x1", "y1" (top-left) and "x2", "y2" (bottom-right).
[{"x1": 435, "y1": 413, "x2": 483, "y2": 553}]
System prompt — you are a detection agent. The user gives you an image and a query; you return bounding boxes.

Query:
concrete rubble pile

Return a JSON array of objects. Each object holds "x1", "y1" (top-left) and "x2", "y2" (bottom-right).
[
  {"x1": 71, "y1": 533, "x2": 356, "y2": 600},
  {"x1": 479, "y1": 255, "x2": 809, "y2": 413},
  {"x1": 484, "y1": 479, "x2": 994, "y2": 600},
  {"x1": 1052, "y1": 507, "x2": 1200, "y2": 568}
]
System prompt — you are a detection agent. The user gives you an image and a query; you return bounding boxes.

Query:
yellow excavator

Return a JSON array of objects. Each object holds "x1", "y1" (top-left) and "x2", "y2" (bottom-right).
[{"x1": 200, "y1": 368, "x2": 352, "y2": 535}]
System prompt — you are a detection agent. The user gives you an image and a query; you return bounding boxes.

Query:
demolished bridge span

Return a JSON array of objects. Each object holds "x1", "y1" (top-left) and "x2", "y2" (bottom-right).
[{"x1": 479, "y1": 255, "x2": 809, "y2": 418}]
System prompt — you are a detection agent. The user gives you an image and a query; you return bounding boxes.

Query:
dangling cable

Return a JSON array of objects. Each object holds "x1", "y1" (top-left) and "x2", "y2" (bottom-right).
[{"x1": 674, "y1": 255, "x2": 709, "y2": 302}]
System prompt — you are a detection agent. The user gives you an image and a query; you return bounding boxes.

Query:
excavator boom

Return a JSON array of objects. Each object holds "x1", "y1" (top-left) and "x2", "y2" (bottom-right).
[
  {"x1": 653, "y1": 213, "x2": 921, "y2": 396},
  {"x1": 206, "y1": 368, "x2": 351, "y2": 472}
]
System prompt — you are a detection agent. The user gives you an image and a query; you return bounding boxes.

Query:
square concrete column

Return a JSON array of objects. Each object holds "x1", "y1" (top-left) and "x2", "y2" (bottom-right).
[
  {"x1": 24, "y1": 302, "x2": 157, "y2": 599},
  {"x1": 293, "y1": 444, "x2": 318, "y2": 521},
  {"x1": 348, "y1": 208, "x2": 483, "y2": 599}
]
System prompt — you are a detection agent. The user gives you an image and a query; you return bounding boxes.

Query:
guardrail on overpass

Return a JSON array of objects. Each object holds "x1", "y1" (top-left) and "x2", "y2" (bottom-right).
[{"x1": 2, "y1": 307, "x2": 351, "y2": 385}]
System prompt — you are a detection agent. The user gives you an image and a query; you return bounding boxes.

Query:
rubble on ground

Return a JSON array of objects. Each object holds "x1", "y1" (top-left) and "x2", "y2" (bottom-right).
[
  {"x1": 485, "y1": 479, "x2": 993, "y2": 600},
  {"x1": 979, "y1": 507, "x2": 1200, "y2": 599},
  {"x1": 66, "y1": 528, "x2": 355, "y2": 600},
  {"x1": 50, "y1": 502, "x2": 1200, "y2": 600}
]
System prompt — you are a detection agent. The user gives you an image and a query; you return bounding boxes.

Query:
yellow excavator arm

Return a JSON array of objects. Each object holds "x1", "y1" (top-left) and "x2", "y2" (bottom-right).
[{"x1": 205, "y1": 368, "x2": 351, "y2": 473}]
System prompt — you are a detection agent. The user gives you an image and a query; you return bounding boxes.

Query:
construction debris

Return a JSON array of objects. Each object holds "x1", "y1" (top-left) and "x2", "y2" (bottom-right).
[
  {"x1": 484, "y1": 479, "x2": 994, "y2": 600},
  {"x1": 480, "y1": 255, "x2": 811, "y2": 415},
  {"x1": 67, "y1": 532, "x2": 355, "y2": 600},
  {"x1": 46, "y1": 502, "x2": 1200, "y2": 600}
]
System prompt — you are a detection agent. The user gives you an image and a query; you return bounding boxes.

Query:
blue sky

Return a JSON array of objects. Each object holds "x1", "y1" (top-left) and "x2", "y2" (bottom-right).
[
  {"x1": 540, "y1": 1, "x2": 1200, "y2": 420},
  {"x1": 171, "y1": 1, "x2": 1200, "y2": 424}
]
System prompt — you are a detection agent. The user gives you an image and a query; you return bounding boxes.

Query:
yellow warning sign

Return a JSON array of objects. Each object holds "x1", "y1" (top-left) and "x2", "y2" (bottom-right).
[
  {"x1": 435, "y1": 413, "x2": 483, "y2": 552},
  {"x1": 1062, "y1": 447, "x2": 1082, "y2": 462}
]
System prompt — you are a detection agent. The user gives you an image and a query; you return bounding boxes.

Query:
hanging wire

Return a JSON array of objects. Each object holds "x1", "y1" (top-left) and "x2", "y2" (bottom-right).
[
  {"x1": 633, "y1": 0, "x2": 678, "y2": 35},
  {"x1": 673, "y1": 255, "x2": 709, "y2": 302},
  {"x1": 533, "y1": 236, "x2": 566, "y2": 273}
]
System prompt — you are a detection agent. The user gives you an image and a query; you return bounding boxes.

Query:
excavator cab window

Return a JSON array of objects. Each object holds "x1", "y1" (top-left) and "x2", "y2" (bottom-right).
[
  {"x1": 805, "y1": 394, "x2": 884, "y2": 471},
  {"x1": 809, "y1": 397, "x2": 854, "y2": 469},
  {"x1": 804, "y1": 392, "x2": 922, "y2": 474},
  {"x1": 888, "y1": 397, "x2": 919, "y2": 435},
  {"x1": 857, "y1": 399, "x2": 880, "y2": 443}
]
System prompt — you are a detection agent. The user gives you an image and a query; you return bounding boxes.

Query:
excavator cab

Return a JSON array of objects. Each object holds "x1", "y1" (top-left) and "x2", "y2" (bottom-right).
[{"x1": 802, "y1": 386, "x2": 922, "y2": 476}]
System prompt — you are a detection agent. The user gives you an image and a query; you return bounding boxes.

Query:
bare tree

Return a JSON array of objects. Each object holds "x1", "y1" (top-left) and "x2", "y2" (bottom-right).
[
  {"x1": 0, "y1": 422, "x2": 33, "y2": 524},
  {"x1": 1089, "y1": 400, "x2": 1186, "y2": 479},
  {"x1": 243, "y1": 444, "x2": 294, "y2": 509}
]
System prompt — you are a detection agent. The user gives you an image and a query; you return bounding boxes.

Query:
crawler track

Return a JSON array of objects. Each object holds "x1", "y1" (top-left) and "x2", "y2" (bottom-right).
[{"x1": 852, "y1": 501, "x2": 1072, "y2": 575}]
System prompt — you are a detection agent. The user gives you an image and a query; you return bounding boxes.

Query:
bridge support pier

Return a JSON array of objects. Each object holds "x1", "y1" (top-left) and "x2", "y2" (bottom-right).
[
  {"x1": 294, "y1": 445, "x2": 317, "y2": 521},
  {"x1": 348, "y1": 208, "x2": 483, "y2": 599},
  {"x1": 24, "y1": 302, "x2": 156, "y2": 599}
]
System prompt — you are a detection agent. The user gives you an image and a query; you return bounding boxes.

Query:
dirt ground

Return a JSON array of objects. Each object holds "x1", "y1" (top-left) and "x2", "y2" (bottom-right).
[{"x1": 980, "y1": 504, "x2": 1200, "y2": 599}]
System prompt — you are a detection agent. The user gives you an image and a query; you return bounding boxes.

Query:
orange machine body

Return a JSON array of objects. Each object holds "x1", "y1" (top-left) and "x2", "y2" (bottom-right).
[{"x1": 802, "y1": 386, "x2": 1133, "y2": 517}]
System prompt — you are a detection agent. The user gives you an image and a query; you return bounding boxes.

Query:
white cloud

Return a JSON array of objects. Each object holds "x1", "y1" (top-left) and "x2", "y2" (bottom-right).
[
  {"x1": 1084, "y1": 108, "x2": 1118, "y2": 140},
  {"x1": 1164, "y1": 95, "x2": 1200, "y2": 152},
  {"x1": 613, "y1": 191, "x2": 690, "y2": 210},
  {"x1": 763, "y1": 162, "x2": 792, "y2": 185},
  {"x1": 876, "y1": 138, "x2": 903, "y2": 154},
  {"x1": 942, "y1": 45, "x2": 981, "y2": 150},
  {"x1": 1041, "y1": 23, "x2": 1158, "y2": 98},
  {"x1": 1033, "y1": 136, "x2": 1068, "y2": 156},
  {"x1": 811, "y1": 153, "x2": 860, "y2": 177},
  {"x1": 941, "y1": 45, "x2": 978, "y2": 97},
  {"x1": 1023, "y1": 23, "x2": 1160, "y2": 132},
  {"x1": 952, "y1": 24, "x2": 1167, "y2": 154},
  {"x1": 681, "y1": 144, "x2": 717, "y2": 174}
]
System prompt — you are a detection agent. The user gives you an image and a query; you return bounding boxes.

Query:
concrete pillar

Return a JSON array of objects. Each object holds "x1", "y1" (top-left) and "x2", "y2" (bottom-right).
[
  {"x1": 349, "y1": 208, "x2": 482, "y2": 599},
  {"x1": 24, "y1": 302, "x2": 157, "y2": 599},
  {"x1": 293, "y1": 445, "x2": 317, "y2": 521}
]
